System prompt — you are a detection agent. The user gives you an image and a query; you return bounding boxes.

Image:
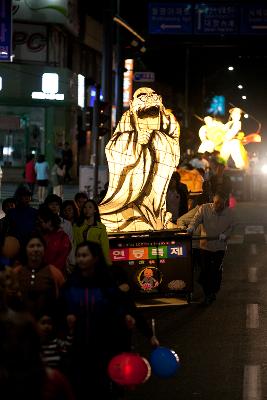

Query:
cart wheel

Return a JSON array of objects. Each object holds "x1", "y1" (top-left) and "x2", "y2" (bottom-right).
[{"x1": 186, "y1": 293, "x2": 193, "y2": 304}]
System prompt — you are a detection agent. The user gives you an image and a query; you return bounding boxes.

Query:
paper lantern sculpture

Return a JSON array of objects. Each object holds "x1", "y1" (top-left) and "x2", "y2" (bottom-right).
[
  {"x1": 242, "y1": 133, "x2": 261, "y2": 145},
  {"x1": 108, "y1": 352, "x2": 151, "y2": 386},
  {"x1": 219, "y1": 108, "x2": 249, "y2": 170},
  {"x1": 197, "y1": 108, "x2": 259, "y2": 170},
  {"x1": 198, "y1": 116, "x2": 226, "y2": 154},
  {"x1": 99, "y1": 87, "x2": 180, "y2": 232}
]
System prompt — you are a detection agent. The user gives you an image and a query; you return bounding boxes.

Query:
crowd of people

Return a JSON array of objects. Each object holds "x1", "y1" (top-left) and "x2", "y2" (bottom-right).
[
  {"x1": 0, "y1": 145, "x2": 239, "y2": 398},
  {"x1": 24, "y1": 142, "x2": 73, "y2": 203},
  {"x1": 0, "y1": 185, "x2": 159, "y2": 399}
]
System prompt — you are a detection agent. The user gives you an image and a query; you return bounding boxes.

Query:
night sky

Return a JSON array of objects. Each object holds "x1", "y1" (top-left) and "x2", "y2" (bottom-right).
[{"x1": 89, "y1": 1, "x2": 267, "y2": 153}]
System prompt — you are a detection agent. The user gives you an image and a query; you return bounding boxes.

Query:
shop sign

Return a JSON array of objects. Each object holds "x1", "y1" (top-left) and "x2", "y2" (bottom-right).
[
  {"x1": 12, "y1": 0, "x2": 79, "y2": 36},
  {"x1": 123, "y1": 59, "x2": 134, "y2": 107},
  {"x1": 13, "y1": 23, "x2": 47, "y2": 62},
  {"x1": 0, "y1": 0, "x2": 12, "y2": 61},
  {"x1": 0, "y1": 115, "x2": 20, "y2": 129},
  {"x1": 133, "y1": 72, "x2": 155, "y2": 82},
  {"x1": 31, "y1": 72, "x2": 64, "y2": 101}
]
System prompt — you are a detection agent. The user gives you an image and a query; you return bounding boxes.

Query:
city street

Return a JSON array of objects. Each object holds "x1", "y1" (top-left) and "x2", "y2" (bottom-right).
[
  {"x1": 120, "y1": 201, "x2": 267, "y2": 400},
  {"x1": 2, "y1": 2, "x2": 267, "y2": 399},
  {"x1": 2, "y1": 182, "x2": 267, "y2": 399}
]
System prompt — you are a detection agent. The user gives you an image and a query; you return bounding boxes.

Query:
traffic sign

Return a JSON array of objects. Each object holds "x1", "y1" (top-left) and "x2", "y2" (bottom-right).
[
  {"x1": 148, "y1": 3, "x2": 193, "y2": 34},
  {"x1": 133, "y1": 72, "x2": 155, "y2": 82},
  {"x1": 149, "y1": 3, "x2": 267, "y2": 36},
  {"x1": 194, "y1": 4, "x2": 239, "y2": 34},
  {"x1": 241, "y1": 5, "x2": 267, "y2": 34}
]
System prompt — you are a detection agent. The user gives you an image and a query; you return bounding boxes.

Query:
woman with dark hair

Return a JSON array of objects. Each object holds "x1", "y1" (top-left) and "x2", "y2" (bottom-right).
[
  {"x1": 172, "y1": 171, "x2": 189, "y2": 217},
  {"x1": 37, "y1": 206, "x2": 72, "y2": 274},
  {"x1": 62, "y1": 240, "x2": 142, "y2": 399},
  {"x1": 13, "y1": 232, "x2": 65, "y2": 316},
  {"x1": 73, "y1": 199, "x2": 110, "y2": 264},
  {"x1": 61, "y1": 200, "x2": 79, "y2": 226},
  {"x1": 74, "y1": 192, "x2": 88, "y2": 216}
]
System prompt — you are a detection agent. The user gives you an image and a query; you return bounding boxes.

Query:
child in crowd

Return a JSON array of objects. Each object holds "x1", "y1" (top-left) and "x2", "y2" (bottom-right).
[{"x1": 36, "y1": 309, "x2": 73, "y2": 375}]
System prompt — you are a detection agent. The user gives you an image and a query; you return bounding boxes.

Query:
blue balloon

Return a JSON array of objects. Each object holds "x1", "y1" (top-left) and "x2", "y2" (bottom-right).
[{"x1": 150, "y1": 346, "x2": 180, "y2": 378}]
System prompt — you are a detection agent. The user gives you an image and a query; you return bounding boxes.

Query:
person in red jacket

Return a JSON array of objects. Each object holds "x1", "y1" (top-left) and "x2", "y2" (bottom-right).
[
  {"x1": 24, "y1": 154, "x2": 36, "y2": 196},
  {"x1": 37, "y1": 206, "x2": 72, "y2": 276}
]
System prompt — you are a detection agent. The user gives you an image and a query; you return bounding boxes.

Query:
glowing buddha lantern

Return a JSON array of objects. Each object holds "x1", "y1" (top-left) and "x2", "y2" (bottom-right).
[{"x1": 99, "y1": 87, "x2": 180, "y2": 232}]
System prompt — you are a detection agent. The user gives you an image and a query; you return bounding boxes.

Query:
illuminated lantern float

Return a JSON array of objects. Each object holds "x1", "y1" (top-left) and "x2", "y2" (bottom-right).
[
  {"x1": 198, "y1": 107, "x2": 261, "y2": 170},
  {"x1": 99, "y1": 87, "x2": 180, "y2": 232}
]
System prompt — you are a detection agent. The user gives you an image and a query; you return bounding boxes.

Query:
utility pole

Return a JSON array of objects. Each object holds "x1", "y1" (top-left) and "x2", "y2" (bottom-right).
[
  {"x1": 100, "y1": 0, "x2": 113, "y2": 164},
  {"x1": 114, "y1": 0, "x2": 124, "y2": 125},
  {"x1": 113, "y1": 11, "x2": 146, "y2": 124},
  {"x1": 184, "y1": 47, "x2": 190, "y2": 128},
  {"x1": 92, "y1": 84, "x2": 101, "y2": 200}
]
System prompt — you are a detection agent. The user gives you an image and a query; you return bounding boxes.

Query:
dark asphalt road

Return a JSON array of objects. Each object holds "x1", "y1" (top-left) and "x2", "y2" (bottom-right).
[{"x1": 124, "y1": 201, "x2": 267, "y2": 400}]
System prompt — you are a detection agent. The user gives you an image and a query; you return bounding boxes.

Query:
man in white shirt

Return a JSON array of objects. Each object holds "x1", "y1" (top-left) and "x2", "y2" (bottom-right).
[{"x1": 187, "y1": 191, "x2": 234, "y2": 305}]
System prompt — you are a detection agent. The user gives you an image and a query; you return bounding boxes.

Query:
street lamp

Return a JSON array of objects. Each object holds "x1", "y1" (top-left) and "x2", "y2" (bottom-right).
[{"x1": 238, "y1": 84, "x2": 243, "y2": 89}]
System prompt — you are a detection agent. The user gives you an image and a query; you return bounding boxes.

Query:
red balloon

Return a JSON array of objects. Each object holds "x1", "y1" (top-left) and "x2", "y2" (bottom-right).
[{"x1": 108, "y1": 352, "x2": 151, "y2": 386}]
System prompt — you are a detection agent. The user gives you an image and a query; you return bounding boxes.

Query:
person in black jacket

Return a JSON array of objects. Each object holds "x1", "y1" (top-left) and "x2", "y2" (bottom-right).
[
  {"x1": 168, "y1": 171, "x2": 189, "y2": 218},
  {"x1": 208, "y1": 159, "x2": 232, "y2": 204},
  {"x1": 62, "y1": 240, "x2": 158, "y2": 400}
]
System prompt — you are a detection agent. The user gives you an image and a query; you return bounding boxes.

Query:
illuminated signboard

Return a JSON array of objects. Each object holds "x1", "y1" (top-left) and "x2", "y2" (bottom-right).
[
  {"x1": 0, "y1": 0, "x2": 12, "y2": 61},
  {"x1": 123, "y1": 58, "x2": 134, "y2": 108},
  {"x1": 78, "y1": 74, "x2": 85, "y2": 108},
  {"x1": 109, "y1": 234, "x2": 192, "y2": 297},
  {"x1": 31, "y1": 72, "x2": 64, "y2": 100}
]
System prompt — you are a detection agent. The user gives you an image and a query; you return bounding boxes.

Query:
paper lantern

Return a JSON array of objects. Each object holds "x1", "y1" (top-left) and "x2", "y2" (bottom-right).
[
  {"x1": 99, "y1": 87, "x2": 180, "y2": 232},
  {"x1": 108, "y1": 352, "x2": 151, "y2": 386},
  {"x1": 229, "y1": 194, "x2": 236, "y2": 208},
  {"x1": 150, "y1": 346, "x2": 180, "y2": 378},
  {"x1": 2, "y1": 236, "x2": 20, "y2": 259}
]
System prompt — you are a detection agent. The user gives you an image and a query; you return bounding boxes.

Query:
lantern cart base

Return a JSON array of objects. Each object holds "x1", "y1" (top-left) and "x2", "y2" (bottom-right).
[{"x1": 109, "y1": 229, "x2": 193, "y2": 307}]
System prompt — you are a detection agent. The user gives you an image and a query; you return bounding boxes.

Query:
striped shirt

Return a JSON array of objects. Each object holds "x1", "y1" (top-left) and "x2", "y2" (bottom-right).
[{"x1": 41, "y1": 336, "x2": 73, "y2": 369}]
